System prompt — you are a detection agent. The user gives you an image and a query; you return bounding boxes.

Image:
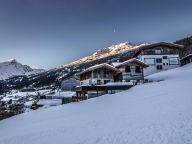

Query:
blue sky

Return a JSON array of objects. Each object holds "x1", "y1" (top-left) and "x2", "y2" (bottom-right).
[{"x1": 0, "y1": 0, "x2": 192, "y2": 69}]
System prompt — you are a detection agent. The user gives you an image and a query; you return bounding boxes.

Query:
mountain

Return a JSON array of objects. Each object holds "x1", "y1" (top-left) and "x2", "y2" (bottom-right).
[
  {"x1": 0, "y1": 62, "x2": 192, "y2": 144},
  {"x1": 64, "y1": 42, "x2": 138, "y2": 67},
  {"x1": 0, "y1": 42, "x2": 142, "y2": 93},
  {"x1": 0, "y1": 59, "x2": 45, "y2": 80}
]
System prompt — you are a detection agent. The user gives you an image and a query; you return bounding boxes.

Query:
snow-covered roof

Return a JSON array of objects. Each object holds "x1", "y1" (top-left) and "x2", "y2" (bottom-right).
[
  {"x1": 115, "y1": 58, "x2": 148, "y2": 68},
  {"x1": 77, "y1": 63, "x2": 121, "y2": 75},
  {"x1": 111, "y1": 62, "x2": 121, "y2": 67},
  {"x1": 132, "y1": 42, "x2": 185, "y2": 58}
]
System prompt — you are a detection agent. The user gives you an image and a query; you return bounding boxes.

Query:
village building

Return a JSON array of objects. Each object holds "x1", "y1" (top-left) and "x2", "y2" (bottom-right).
[
  {"x1": 133, "y1": 42, "x2": 184, "y2": 76},
  {"x1": 61, "y1": 76, "x2": 80, "y2": 91},
  {"x1": 115, "y1": 58, "x2": 148, "y2": 84},
  {"x1": 75, "y1": 60, "x2": 146, "y2": 98},
  {"x1": 77, "y1": 63, "x2": 121, "y2": 86}
]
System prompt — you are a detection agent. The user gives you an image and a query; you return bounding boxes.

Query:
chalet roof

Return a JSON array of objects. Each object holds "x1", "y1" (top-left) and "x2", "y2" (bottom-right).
[
  {"x1": 133, "y1": 42, "x2": 184, "y2": 57},
  {"x1": 139, "y1": 42, "x2": 184, "y2": 50},
  {"x1": 77, "y1": 63, "x2": 121, "y2": 76},
  {"x1": 115, "y1": 58, "x2": 148, "y2": 68}
]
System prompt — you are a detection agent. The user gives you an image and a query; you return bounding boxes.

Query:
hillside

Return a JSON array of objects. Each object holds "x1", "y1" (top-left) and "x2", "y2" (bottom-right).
[
  {"x1": 0, "y1": 59, "x2": 44, "y2": 80},
  {"x1": 0, "y1": 36, "x2": 191, "y2": 93},
  {"x1": 64, "y1": 42, "x2": 139, "y2": 67},
  {"x1": 0, "y1": 63, "x2": 191, "y2": 144}
]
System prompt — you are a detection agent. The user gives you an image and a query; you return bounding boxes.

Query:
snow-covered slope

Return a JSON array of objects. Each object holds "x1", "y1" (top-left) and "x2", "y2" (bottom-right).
[
  {"x1": 0, "y1": 59, "x2": 44, "y2": 80},
  {"x1": 0, "y1": 63, "x2": 192, "y2": 144}
]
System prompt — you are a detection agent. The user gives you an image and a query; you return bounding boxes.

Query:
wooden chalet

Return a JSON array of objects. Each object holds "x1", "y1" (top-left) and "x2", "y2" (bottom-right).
[
  {"x1": 132, "y1": 42, "x2": 184, "y2": 76},
  {"x1": 77, "y1": 63, "x2": 121, "y2": 86},
  {"x1": 115, "y1": 58, "x2": 148, "y2": 83},
  {"x1": 133, "y1": 42, "x2": 184, "y2": 57}
]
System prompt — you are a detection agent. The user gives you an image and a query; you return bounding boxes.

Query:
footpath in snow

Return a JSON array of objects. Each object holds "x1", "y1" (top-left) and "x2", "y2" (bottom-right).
[{"x1": 0, "y1": 63, "x2": 192, "y2": 144}]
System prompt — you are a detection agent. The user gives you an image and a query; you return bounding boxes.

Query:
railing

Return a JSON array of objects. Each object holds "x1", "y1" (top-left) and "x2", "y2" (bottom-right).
[
  {"x1": 93, "y1": 74, "x2": 113, "y2": 79},
  {"x1": 123, "y1": 73, "x2": 142, "y2": 77}
]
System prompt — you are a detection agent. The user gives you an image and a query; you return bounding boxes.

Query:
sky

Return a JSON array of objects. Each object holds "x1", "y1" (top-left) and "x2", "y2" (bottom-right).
[{"x1": 0, "y1": 0, "x2": 192, "y2": 69}]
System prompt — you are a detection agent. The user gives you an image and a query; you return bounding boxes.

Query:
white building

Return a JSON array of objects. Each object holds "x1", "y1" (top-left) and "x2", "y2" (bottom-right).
[
  {"x1": 134, "y1": 42, "x2": 184, "y2": 76},
  {"x1": 139, "y1": 54, "x2": 179, "y2": 76}
]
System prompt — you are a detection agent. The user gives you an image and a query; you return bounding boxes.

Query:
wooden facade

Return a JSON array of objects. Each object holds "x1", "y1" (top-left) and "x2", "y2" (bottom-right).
[
  {"x1": 77, "y1": 63, "x2": 121, "y2": 86},
  {"x1": 133, "y1": 42, "x2": 184, "y2": 57},
  {"x1": 116, "y1": 58, "x2": 148, "y2": 83}
]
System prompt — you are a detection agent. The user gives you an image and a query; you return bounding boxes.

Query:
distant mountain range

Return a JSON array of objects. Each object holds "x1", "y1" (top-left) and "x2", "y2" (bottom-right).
[{"x1": 0, "y1": 59, "x2": 45, "y2": 80}]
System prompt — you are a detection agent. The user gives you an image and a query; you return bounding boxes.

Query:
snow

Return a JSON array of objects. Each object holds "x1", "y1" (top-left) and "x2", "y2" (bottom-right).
[
  {"x1": 37, "y1": 99, "x2": 62, "y2": 106},
  {"x1": 53, "y1": 91, "x2": 75, "y2": 98},
  {"x1": 0, "y1": 59, "x2": 45, "y2": 80},
  {"x1": 0, "y1": 63, "x2": 192, "y2": 144}
]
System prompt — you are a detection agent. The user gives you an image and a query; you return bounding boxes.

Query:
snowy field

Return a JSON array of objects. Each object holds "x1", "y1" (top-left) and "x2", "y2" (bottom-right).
[{"x1": 0, "y1": 63, "x2": 192, "y2": 144}]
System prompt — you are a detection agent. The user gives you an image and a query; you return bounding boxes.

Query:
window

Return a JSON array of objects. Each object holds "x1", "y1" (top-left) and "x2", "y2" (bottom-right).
[
  {"x1": 163, "y1": 56, "x2": 168, "y2": 59},
  {"x1": 135, "y1": 66, "x2": 141, "y2": 73},
  {"x1": 156, "y1": 65, "x2": 163, "y2": 70},
  {"x1": 97, "y1": 80, "x2": 101, "y2": 85},
  {"x1": 104, "y1": 70, "x2": 109, "y2": 78},
  {"x1": 125, "y1": 66, "x2": 130, "y2": 72},
  {"x1": 155, "y1": 50, "x2": 161, "y2": 54},
  {"x1": 156, "y1": 58, "x2": 162, "y2": 63},
  {"x1": 93, "y1": 72, "x2": 97, "y2": 78}
]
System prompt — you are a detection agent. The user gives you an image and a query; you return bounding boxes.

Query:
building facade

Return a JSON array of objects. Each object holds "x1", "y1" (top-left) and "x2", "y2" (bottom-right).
[
  {"x1": 139, "y1": 54, "x2": 179, "y2": 76},
  {"x1": 116, "y1": 58, "x2": 148, "y2": 83},
  {"x1": 133, "y1": 42, "x2": 184, "y2": 76},
  {"x1": 77, "y1": 63, "x2": 121, "y2": 86}
]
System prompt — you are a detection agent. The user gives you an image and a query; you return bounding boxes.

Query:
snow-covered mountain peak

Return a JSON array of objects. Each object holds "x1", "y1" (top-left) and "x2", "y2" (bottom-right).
[
  {"x1": 8, "y1": 58, "x2": 17, "y2": 63},
  {"x1": 64, "y1": 42, "x2": 136, "y2": 67},
  {"x1": 0, "y1": 60, "x2": 45, "y2": 80}
]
